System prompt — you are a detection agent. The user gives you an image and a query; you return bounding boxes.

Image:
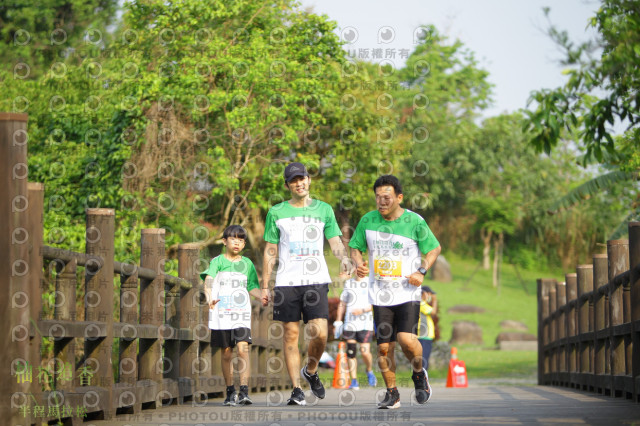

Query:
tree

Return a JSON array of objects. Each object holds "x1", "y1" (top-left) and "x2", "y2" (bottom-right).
[
  {"x1": 526, "y1": 0, "x2": 640, "y2": 165},
  {"x1": 526, "y1": 0, "x2": 640, "y2": 239},
  {"x1": 0, "y1": 0, "x2": 119, "y2": 75}
]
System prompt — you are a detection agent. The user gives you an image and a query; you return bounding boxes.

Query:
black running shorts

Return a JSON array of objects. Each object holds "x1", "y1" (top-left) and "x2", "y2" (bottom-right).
[
  {"x1": 373, "y1": 301, "x2": 420, "y2": 343},
  {"x1": 272, "y1": 283, "x2": 329, "y2": 323}
]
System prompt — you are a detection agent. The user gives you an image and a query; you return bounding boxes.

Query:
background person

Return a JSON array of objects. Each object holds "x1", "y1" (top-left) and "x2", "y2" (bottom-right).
[
  {"x1": 201, "y1": 225, "x2": 262, "y2": 406},
  {"x1": 418, "y1": 286, "x2": 438, "y2": 371},
  {"x1": 334, "y1": 275, "x2": 377, "y2": 389},
  {"x1": 261, "y1": 162, "x2": 352, "y2": 406},
  {"x1": 349, "y1": 174, "x2": 441, "y2": 409}
]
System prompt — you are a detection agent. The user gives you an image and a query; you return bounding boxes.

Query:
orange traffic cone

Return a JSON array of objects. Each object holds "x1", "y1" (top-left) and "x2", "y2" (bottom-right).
[
  {"x1": 446, "y1": 347, "x2": 468, "y2": 387},
  {"x1": 332, "y1": 341, "x2": 350, "y2": 389}
]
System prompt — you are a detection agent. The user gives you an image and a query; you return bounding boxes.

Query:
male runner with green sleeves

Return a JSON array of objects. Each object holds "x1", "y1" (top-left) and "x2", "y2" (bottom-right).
[
  {"x1": 261, "y1": 162, "x2": 352, "y2": 406},
  {"x1": 349, "y1": 174, "x2": 441, "y2": 409}
]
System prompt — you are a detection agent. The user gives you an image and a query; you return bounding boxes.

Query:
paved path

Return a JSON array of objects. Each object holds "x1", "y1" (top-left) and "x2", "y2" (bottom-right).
[{"x1": 97, "y1": 383, "x2": 640, "y2": 425}]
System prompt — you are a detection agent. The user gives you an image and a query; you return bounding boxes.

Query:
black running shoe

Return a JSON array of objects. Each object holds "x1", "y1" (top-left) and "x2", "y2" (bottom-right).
[
  {"x1": 301, "y1": 365, "x2": 326, "y2": 399},
  {"x1": 287, "y1": 387, "x2": 306, "y2": 406},
  {"x1": 237, "y1": 385, "x2": 252, "y2": 405},
  {"x1": 378, "y1": 387, "x2": 401, "y2": 409},
  {"x1": 412, "y1": 368, "x2": 432, "y2": 404},
  {"x1": 223, "y1": 387, "x2": 237, "y2": 406}
]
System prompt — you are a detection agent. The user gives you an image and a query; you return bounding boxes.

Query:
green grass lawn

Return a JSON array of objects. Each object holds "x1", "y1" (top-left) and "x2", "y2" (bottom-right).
[{"x1": 323, "y1": 248, "x2": 564, "y2": 382}]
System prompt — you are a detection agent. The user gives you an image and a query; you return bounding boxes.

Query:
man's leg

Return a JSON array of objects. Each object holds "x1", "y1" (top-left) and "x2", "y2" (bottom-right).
[
  {"x1": 282, "y1": 321, "x2": 301, "y2": 387},
  {"x1": 377, "y1": 341, "x2": 397, "y2": 388},
  {"x1": 346, "y1": 339, "x2": 358, "y2": 380},
  {"x1": 304, "y1": 318, "x2": 328, "y2": 374},
  {"x1": 397, "y1": 332, "x2": 423, "y2": 372}
]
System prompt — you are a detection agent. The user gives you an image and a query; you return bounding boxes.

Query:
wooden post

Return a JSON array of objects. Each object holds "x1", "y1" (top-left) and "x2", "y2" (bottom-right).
[
  {"x1": 164, "y1": 263, "x2": 180, "y2": 404},
  {"x1": 0, "y1": 112, "x2": 30, "y2": 426},
  {"x1": 54, "y1": 257, "x2": 77, "y2": 391},
  {"x1": 84, "y1": 208, "x2": 115, "y2": 418},
  {"x1": 593, "y1": 253, "x2": 609, "y2": 394},
  {"x1": 556, "y1": 281, "x2": 567, "y2": 375},
  {"x1": 629, "y1": 222, "x2": 640, "y2": 402},
  {"x1": 538, "y1": 279, "x2": 554, "y2": 385},
  {"x1": 577, "y1": 265, "x2": 593, "y2": 384},
  {"x1": 549, "y1": 280, "x2": 557, "y2": 382},
  {"x1": 566, "y1": 273, "x2": 578, "y2": 375},
  {"x1": 178, "y1": 244, "x2": 200, "y2": 403},
  {"x1": 607, "y1": 239, "x2": 629, "y2": 392},
  {"x1": 119, "y1": 264, "x2": 138, "y2": 390},
  {"x1": 139, "y1": 229, "x2": 165, "y2": 408},
  {"x1": 26, "y1": 182, "x2": 44, "y2": 413}
]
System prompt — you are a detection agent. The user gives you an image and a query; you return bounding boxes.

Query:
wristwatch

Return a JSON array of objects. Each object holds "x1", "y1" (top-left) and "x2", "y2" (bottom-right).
[{"x1": 417, "y1": 267, "x2": 428, "y2": 276}]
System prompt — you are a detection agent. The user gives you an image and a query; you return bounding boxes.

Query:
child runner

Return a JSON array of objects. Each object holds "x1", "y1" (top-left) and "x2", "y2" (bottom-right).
[{"x1": 201, "y1": 225, "x2": 261, "y2": 406}]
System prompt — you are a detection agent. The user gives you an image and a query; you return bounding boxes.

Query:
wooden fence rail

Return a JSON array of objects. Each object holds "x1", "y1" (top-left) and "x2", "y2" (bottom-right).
[
  {"x1": 1, "y1": 113, "x2": 290, "y2": 425},
  {"x1": 538, "y1": 222, "x2": 640, "y2": 402}
]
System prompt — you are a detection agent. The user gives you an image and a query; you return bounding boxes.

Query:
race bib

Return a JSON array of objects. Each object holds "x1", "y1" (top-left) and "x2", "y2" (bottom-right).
[{"x1": 373, "y1": 256, "x2": 402, "y2": 279}]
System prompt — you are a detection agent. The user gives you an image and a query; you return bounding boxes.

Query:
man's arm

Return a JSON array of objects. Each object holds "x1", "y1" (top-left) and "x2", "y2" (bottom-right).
[
  {"x1": 406, "y1": 245, "x2": 442, "y2": 287},
  {"x1": 327, "y1": 236, "x2": 353, "y2": 276},
  {"x1": 262, "y1": 242, "x2": 278, "y2": 306},
  {"x1": 350, "y1": 248, "x2": 369, "y2": 279}
]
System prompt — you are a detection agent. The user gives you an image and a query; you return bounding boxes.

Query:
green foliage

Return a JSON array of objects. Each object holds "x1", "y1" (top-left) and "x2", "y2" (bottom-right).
[
  {"x1": 0, "y1": 0, "x2": 119, "y2": 75},
  {"x1": 526, "y1": 0, "x2": 640, "y2": 166}
]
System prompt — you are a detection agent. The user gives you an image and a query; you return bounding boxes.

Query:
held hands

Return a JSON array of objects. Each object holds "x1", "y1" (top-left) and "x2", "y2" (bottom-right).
[
  {"x1": 333, "y1": 321, "x2": 343, "y2": 339},
  {"x1": 405, "y1": 271, "x2": 425, "y2": 287},
  {"x1": 356, "y1": 261, "x2": 369, "y2": 279},
  {"x1": 261, "y1": 288, "x2": 270, "y2": 307},
  {"x1": 208, "y1": 299, "x2": 220, "y2": 309},
  {"x1": 340, "y1": 257, "x2": 354, "y2": 277}
]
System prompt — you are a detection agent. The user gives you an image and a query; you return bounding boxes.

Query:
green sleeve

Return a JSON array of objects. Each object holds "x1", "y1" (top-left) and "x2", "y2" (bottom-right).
[
  {"x1": 245, "y1": 259, "x2": 260, "y2": 291},
  {"x1": 323, "y1": 204, "x2": 342, "y2": 239},
  {"x1": 263, "y1": 209, "x2": 280, "y2": 244},
  {"x1": 415, "y1": 219, "x2": 440, "y2": 254},
  {"x1": 199, "y1": 256, "x2": 220, "y2": 281},
  {"x1": 348, "y1": 217, "x2": 368, "y2": 253}
]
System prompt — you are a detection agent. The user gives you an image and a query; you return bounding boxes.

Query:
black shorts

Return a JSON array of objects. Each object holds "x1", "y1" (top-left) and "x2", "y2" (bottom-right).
[
  {"x1": 273, "y1": 284, "x2": 329, "y2": 323},
  {"x1": 373, "y1": 302, "x2": 420, "y2": 344},
  {"x1": 211, "y1": 328, "x2": 252, "y2": 348},
  {"x1": 342, "y1": 329, "x2": 374, "y2": 343}
]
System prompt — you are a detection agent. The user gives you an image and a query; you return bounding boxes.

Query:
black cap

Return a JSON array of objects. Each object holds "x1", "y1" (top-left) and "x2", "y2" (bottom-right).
[
  {"x1": 421, "y1": 285, "x2": 436, "y2": 294},
  {"x1": 284, "y1": 162, "x2": 309, "y2": 183}
]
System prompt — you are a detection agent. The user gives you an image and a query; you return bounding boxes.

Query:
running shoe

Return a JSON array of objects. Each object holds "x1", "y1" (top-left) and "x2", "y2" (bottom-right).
[
  {"x1": 301, "y1": 365, "x2": 326, "y2": 399},
  {"x1": 237, "y1": 385, "x2": 252, "y2": 405},
  {"x1": 223, "y1": 387, "x2": 237, "y2": 406},
  {"x1": 349, "y1": 378, "x2": 360, "y2": 390},
  {"x1": 287, "y1": 387, "x2": 306, "y2": 406},
  {"x1": 367, "y1": 370, "x2": 377, "y2": 387},
  {"x1": 378, "y1": 387, "x2": 401, "y2": 409},
  {"x1": 411, "y1": 368, "x2": 432, "y2": 404}
]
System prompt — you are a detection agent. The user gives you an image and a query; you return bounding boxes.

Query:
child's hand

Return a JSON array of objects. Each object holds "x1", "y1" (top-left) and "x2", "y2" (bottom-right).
[
  {"x1": 209, "y1": 299, "x2": 220, "y2": 309},
  {"x1": 261, "y1": 288, "x2": 270, "y2": 307}
]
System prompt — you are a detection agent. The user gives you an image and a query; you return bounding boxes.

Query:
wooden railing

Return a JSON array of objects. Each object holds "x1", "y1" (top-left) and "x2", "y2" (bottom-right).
[
  {"x1": 1, "y1": 113, "x2": 289, "y2": 425},
  {"x1": 537, "y1": 222, "x2": 640, "y2": 402}
]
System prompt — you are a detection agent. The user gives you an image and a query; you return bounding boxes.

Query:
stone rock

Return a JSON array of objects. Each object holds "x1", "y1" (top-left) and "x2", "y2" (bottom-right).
[
  {"x1": 499, "y1": 341, "x2": 538, "y2": 351},
  {"x1": 450, "y1": 320, "x2": 483, "y2": 345},
  {"x1": 448, "y1": 304, "x2": 486, "y2": 314},
  {"x1": 430, "y1": 254, "x2": 452, "y2": 282},
  {"x1": 495, "y1": 332, "x2": 537, "y2": 344},
  {"x1": 499, "y1": 320, "x2": 529, "y2": 331}
]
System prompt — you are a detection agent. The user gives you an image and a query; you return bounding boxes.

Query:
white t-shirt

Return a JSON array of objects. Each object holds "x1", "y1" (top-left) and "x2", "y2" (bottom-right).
[
  {"x1": 340, "y1": 278, "x2": 374, "y2": 331},
  {"x1": 263, "y1": 200, "x2": 342, "y2": 286}
]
